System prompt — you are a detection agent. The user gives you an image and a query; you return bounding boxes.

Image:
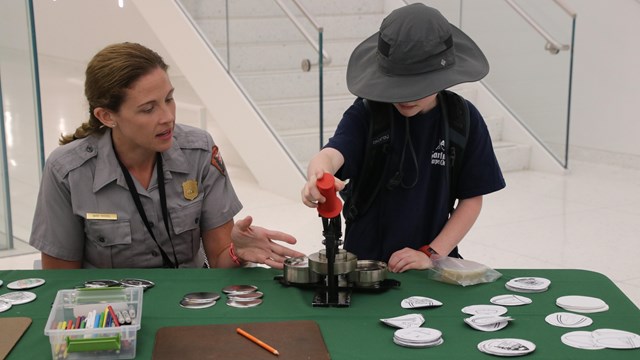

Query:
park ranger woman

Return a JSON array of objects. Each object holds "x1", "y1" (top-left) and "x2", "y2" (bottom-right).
[{"x1": 30, "y1": 42, "x2": 303, "y2": 269}]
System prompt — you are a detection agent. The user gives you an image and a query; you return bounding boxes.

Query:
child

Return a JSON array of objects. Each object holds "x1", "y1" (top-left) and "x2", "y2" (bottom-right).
[{"x1": 301, "y1": 4, "x2": 505, "y2": 273}]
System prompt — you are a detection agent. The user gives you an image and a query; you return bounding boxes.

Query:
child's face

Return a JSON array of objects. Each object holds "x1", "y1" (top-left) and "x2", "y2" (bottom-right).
[{"x1": 393, "y1": 94, "x2": 438, "y2": 117}]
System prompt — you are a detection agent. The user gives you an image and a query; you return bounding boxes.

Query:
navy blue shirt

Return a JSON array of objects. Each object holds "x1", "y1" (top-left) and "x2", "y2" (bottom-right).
[{"x1": 326, "y1": 97, "x2": 505, "y2": 262}]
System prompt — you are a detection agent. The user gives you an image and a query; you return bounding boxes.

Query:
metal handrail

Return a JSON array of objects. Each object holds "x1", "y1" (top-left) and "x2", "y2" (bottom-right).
[
  {"x1": 553, "y1": 0, "x2": 577, "y2": 18},
  {"x1": 273, "y1": 0, "x2": 332, "y2": 71},
  {"x1": 505, "y1": 0, "x2": 574, "y2": 54}
]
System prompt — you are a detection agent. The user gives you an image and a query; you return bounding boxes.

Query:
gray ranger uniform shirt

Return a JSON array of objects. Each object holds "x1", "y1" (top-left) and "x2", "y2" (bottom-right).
[{"x1": 29, "y1": 124, "x2": 242, "y2": 268}]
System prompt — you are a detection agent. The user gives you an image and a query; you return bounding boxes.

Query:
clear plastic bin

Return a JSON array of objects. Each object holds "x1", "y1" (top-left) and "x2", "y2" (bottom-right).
[{"x1": 44, "y1": 287, "x2": 143, "y2": 359}]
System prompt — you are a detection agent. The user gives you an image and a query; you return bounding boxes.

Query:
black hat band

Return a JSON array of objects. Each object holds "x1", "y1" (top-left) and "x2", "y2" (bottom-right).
[{"x1": 377, "y1": 34, "x2": 456, "y2": 76}]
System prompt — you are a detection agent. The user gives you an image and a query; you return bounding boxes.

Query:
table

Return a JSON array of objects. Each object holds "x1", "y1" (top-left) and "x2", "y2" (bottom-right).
[{"x1": 1, "y1": 268, "x2": 639, "y2": 359}]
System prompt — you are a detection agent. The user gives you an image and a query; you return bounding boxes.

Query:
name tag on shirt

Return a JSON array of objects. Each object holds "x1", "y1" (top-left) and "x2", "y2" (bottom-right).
[{"x1": 86, "y1": 213, "x2": 118, "y2": 220}]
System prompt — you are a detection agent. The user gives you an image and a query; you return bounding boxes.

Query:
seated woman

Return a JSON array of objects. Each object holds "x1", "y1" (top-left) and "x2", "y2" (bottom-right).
[{"x1": 29, "y1": 42, "x2": 304, "y2": 269}]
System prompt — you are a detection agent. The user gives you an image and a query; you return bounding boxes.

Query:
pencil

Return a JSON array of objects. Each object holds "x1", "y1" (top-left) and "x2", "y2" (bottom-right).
[{"x1": 236, "y1": 328, "x2": 279, "y2": 356}]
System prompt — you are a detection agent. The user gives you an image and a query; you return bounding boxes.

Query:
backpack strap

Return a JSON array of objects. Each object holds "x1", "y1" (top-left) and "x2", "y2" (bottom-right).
[
  {"x1": 344, "y1": 99, "x2": 394, "y2": 224},
  {"x1": 344, "y1": 91, "x2": 470, "y2": 223},
  {"x1": 438, "y1": 90, "x2": 470, "y2": 213}
]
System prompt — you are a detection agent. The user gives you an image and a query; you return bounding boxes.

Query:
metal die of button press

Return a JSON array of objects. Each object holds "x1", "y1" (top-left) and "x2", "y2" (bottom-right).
[
  {"x1": 283, "y1": 256, "x2": 320, "y2": 284},
  {"x1": 308, "y1": 249, "x2": 358, "y2": 276},
  {"x1": 348, "y1": 260, "x2": 388, "y2": 288}
]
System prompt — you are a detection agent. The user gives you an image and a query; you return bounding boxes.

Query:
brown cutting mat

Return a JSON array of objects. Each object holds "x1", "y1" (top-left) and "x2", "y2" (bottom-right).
[
  {"x1": 0, "y1": 317, "x2": 32, "y2": 359},
  {"x1": 152, "y1": 320, "x2": 330, "y2": 360}
]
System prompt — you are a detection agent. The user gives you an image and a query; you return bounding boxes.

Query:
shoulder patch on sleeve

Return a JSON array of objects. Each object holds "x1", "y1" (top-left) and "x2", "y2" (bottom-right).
[{"x1": 211, "y1": 145, "x2": 226, "y2": 176}]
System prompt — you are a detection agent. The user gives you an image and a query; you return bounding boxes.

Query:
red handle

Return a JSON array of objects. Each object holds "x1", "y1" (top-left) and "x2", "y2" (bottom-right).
[{"x1": 316, "y1": 173, "x2": 342, "y2": 218}]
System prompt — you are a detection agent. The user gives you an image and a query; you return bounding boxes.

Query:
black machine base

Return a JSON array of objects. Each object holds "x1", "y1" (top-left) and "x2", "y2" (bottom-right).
[
  {"x1": 274, "y1": 275, "x2": 400, "y2": 307},
  {"x1": 312, "y1": 289, "x2": 351, "y2": 307}
]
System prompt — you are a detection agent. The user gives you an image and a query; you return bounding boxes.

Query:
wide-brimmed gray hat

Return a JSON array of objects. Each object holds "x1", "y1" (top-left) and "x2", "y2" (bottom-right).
[{"x1": 347, "y1": 3, "x2": 489, "y2": 103}]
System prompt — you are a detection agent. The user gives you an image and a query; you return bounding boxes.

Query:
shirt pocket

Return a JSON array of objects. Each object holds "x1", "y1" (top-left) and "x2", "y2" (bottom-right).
[
  {"x1": 170, "y1": 198, "x2": 203, "y2": 234},
  {"x1": 85, "y1": 219, "x2": 133, "y2": 268},
  {"x1": 169, "y1": 198, "x2": 203, "y2": 265}
]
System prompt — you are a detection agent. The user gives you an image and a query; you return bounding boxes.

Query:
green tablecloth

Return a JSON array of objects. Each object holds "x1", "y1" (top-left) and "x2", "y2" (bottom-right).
[{"x1": 1, "y1": 268, "x2": 638, "y2": 359}]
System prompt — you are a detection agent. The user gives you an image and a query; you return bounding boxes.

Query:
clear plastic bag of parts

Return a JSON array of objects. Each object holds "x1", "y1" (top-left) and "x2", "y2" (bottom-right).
[{"x1": 428, "y1": 256, "x2": 502, "y2": 286}]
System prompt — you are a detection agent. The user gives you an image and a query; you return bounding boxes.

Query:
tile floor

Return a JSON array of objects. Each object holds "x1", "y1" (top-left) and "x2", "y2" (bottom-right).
[{"x1": 2, "y1": 160, "x2": 639, "y2": 309}]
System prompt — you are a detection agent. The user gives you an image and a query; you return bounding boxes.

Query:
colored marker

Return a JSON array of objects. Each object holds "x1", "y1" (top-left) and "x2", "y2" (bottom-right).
[
  {"x1": 101, "y1": 307, "x2": 109, "y2": 328},
  {"x1": 107, "y1": 305, "x2": 120, "y2": 327}
]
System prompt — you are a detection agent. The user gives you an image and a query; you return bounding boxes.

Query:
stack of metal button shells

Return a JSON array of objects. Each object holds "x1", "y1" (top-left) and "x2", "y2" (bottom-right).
[
  {"x1": 222, "y1": 285, "x2": 263, "y2": 308},
  {"x1": 180, "y1": 292, "x2": 221, "y2": 309}
]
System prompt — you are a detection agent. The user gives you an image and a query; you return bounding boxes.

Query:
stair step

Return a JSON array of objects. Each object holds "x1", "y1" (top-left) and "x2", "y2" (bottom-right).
[
  {"x1": 191, "y1": 13, "x2": 382, "y2": 45},
  {"x1": 484, "y1": 115, "x2": 504, "y2": 142},
  {"x1": 493, "y1": 141, "x2": 531, "y2": 172},
  {"x1": 212, "y1": 39, "x2": 358, "y2": 72},
  {"x1": 236, "y1": 67, "x2": 349, "y2": 101},
  {"x1": 280, "y1": 131, "x2": 335, "y2": 167},
  {"x1": 448, "y1": 84, "x2": 479, "y2": 102},
  {"x1": 180, "y1": 0, "x2": 384, "y2": 19},
  {"x1": 259, "y1": 95, "x2": 355, "y2": 131},
  {"x1": 266, "y1": 104, "x2": 504, "y2": 142}
]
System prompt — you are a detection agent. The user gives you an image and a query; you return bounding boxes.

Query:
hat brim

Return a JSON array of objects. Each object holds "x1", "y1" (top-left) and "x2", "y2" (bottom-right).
[{"x1": 346, "y1": 24, "x2": 489, "y2": 103}]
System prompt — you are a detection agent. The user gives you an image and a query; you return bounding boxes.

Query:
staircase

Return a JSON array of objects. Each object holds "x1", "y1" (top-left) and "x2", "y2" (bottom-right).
[
  {"x1": 178, "y1": 0, "x2": 531, "y2": 173},
  {"x1": 449, "y1": 84, "x2": 531, "y2": 172}
]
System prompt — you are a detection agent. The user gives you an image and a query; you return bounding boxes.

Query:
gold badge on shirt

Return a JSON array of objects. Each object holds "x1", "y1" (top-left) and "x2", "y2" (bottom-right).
[{"x1": 182, "y1": 180, "x2": 198, "y2": 201}]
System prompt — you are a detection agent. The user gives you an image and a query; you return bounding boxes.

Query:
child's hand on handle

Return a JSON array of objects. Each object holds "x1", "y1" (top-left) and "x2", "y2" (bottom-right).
[
  {"x1": 301, "y1": 170, "x2": 346, "y2": 209},
  {"x1": 315, "y1": 172, "x2": 343, "y2": 218}
]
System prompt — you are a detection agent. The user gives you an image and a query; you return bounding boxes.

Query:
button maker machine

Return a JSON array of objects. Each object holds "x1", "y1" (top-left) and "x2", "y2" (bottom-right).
[{"x1": 278, "y1": 173, "x2": 399, "y2": 307}]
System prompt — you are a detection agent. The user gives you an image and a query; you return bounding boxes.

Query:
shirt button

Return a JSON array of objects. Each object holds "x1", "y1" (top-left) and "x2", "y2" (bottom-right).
[
  {"x1": 151, "y1": 250, "x2": 159, "y2": 257},
  {"x1": 98, "y1": 237, "x2": 105, "y2": 243},
  {"x1": 149, "y1": 222, "x2": 154, "y2": 228},
  {"x1": 86, "y1": 146, "x2": 94, "y2": 153},
  {"x1": 194, "y1": 217, "x2": 199, "y2": 224}
]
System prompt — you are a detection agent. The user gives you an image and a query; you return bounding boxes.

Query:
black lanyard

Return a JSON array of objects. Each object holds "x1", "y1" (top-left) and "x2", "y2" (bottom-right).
[{"x1": 115, "y1": 151, "x2": 179, "y2": 268}]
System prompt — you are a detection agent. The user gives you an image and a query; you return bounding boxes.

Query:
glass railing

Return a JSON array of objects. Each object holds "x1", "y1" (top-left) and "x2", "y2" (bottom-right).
[
  {"x1": 178, "y1": 0, "x2": 575, "y2": 170},
  {"x1": 177, "y1": 0, "x2": 331, "y2": 173},
  {"x1": 0, "y1": 83, "x2": 11, "y2": 250},
  {"x1": 0, "y1": 0, "x2": 43, "y2": 253},
  {"x1": 459, "y1": 0, "x2": 576, "y2": 167}
]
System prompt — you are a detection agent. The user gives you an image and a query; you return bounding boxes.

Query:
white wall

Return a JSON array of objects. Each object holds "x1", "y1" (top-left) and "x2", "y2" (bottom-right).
[{"x1": 567, "y1": 0, "x2": 640, "y2": 168}]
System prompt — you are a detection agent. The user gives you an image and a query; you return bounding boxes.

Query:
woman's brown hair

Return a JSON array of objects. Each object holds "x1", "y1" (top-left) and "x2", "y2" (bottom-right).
[{"x1": 59, "y1": 42, "x2": 169, "y2": 144}]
